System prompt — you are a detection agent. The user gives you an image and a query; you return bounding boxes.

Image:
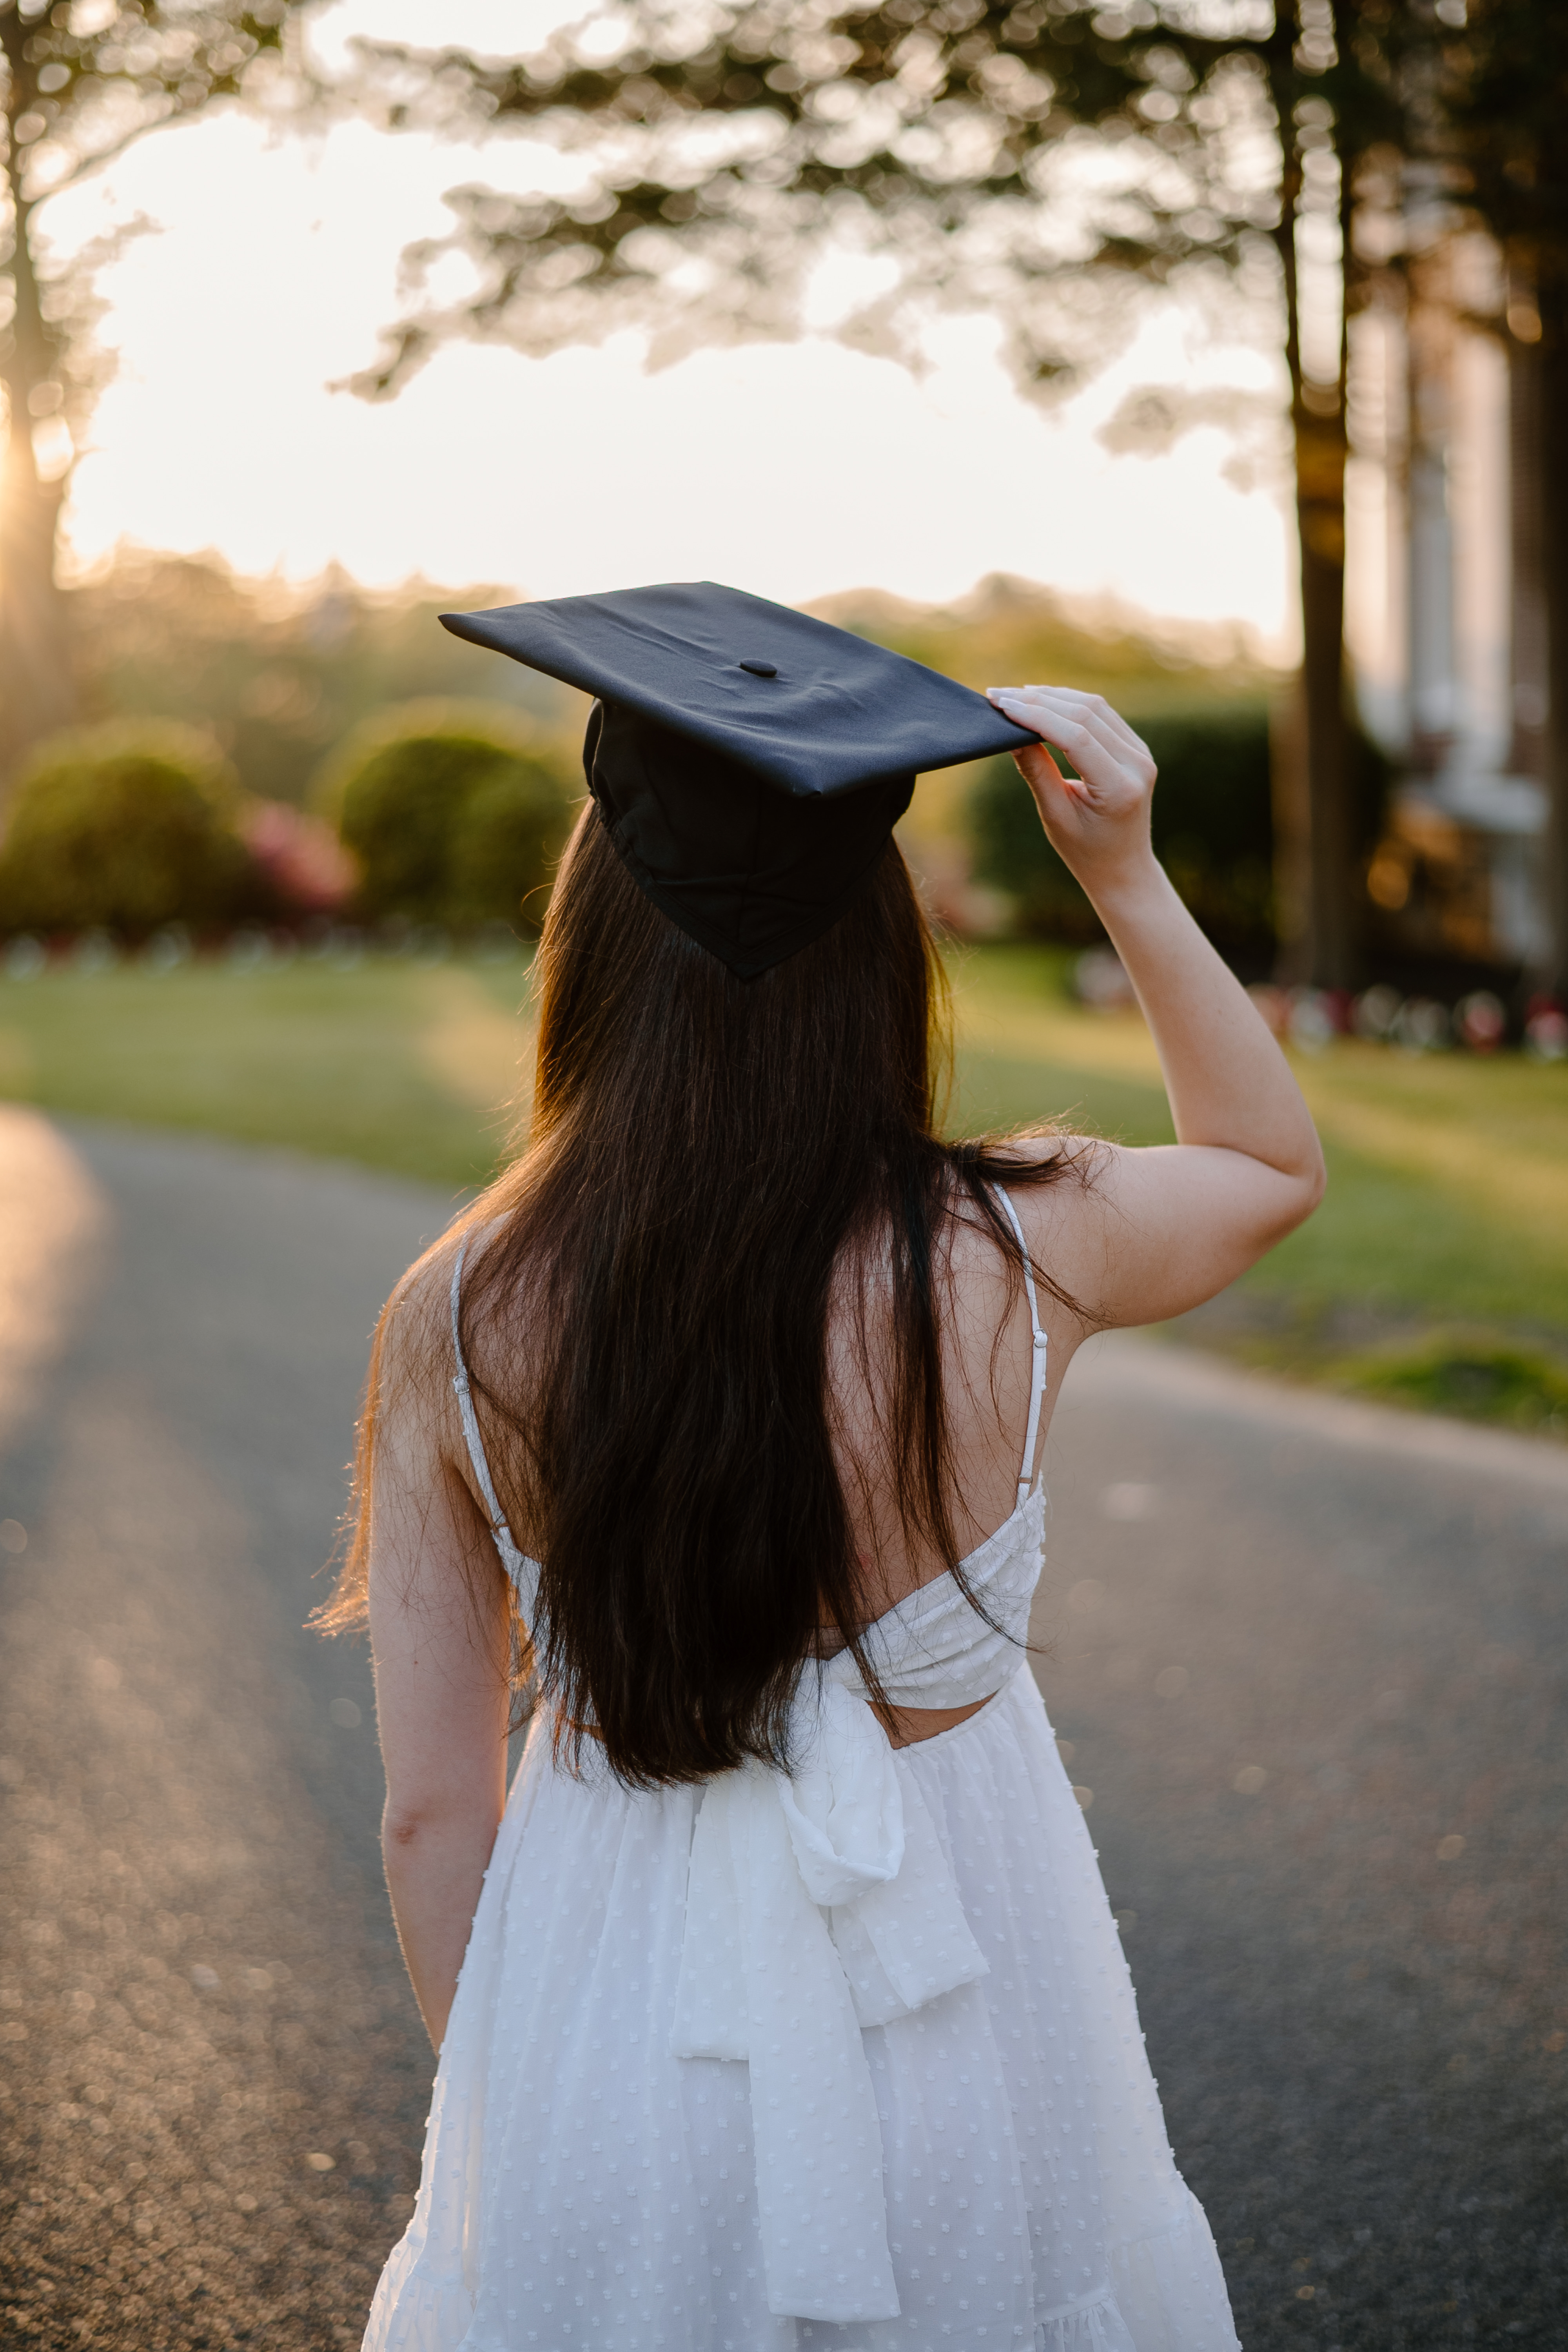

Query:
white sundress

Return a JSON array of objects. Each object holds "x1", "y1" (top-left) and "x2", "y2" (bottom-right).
[{"x1": 365, "y1": 1191, "x2": 1240, "y2": 2352}]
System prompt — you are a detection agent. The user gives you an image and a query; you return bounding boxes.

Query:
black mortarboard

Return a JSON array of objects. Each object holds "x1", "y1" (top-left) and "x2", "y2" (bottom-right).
[{"x1": 439, "y1": 580, "x2": 1031, "y2": 978}]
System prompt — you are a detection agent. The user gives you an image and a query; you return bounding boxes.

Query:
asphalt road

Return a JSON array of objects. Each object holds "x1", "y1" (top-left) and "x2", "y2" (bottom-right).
[
  {"x1": 1, "y1": 1109, "x2": 1565, "y2": 2352},
  {"x1": 1041, "y1": 1345, "x2": 1568, "y2": 2350}
]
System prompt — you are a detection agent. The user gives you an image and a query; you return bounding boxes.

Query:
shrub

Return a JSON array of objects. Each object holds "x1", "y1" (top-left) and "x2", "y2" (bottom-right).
[
  {"x1": 0, "y1": 721, "x2": 251, "y2": 936},
  {"x1": 316, "y1": 700, "x2": 575, "y2": 931},
  {"x1": 446, "y1": 760, "x2": 575, "y2": 931},
  {"x1": 969, "y1": 701, "x2": 1275, "y2": 953}
]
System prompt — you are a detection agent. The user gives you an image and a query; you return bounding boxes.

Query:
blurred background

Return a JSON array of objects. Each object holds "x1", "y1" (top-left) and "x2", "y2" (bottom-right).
[
  {"x1": 2, "y1": 12, "x2": 1568, "y2": 2352},
  {"x1": 0, "y1": 0, "x2": 1563, "y2": 1432}
]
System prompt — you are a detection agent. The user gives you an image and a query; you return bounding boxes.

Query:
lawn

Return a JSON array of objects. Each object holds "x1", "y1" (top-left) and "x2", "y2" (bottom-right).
[
  {"x1": 949, "y1": 946, "x2": 1568, "y2": 1337},
  {"x1": 0, "y1": 946, "x2": 535, "y2": 1193},
  {"x1": 2, "y1": 938, "x2": 1565, "y2": 1428}
]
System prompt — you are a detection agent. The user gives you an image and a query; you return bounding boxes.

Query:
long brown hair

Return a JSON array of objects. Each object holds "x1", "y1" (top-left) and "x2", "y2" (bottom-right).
[{"x1": 320, "y1": 806, "x2": 1082, "y2": 1786}]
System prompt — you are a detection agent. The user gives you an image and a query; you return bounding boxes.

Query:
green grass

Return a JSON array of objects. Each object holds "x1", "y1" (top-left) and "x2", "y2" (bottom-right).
[
  {"x1": 1328, "y1": 1331, "x2": 1568, "y2": 1438},
  {"x1": 947, "y1": 944, "x2": 1568, "y2": 1340},
  {"x1": 0, "y1": 948, "x2": 536, "y2": 1191},
  {"x1": 3, "y1": 938, "x2": 1566, "y2": 1428}
]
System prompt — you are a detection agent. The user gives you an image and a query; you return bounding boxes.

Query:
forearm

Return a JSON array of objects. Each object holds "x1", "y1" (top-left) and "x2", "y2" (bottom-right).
[
  {"x1": 989, "y1": 684, "x2": 1325, "y2": 1319},
  {"x1": 383, "y1": 1800, "x2": 501, "y2": 2049},
  {"x1": 1087, "y1": 852, "x2": 1323, "y2": 1185},
  {"x1": 986, "y1": 683, "x2": 1323, "y2": 1199}
]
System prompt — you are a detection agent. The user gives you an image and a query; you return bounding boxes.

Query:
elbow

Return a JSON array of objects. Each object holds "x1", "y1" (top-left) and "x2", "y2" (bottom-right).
[
  {"x1": 1301, "y1": 1145, "x2": 1328, "y2": 1217},
  {"x1": 382, "y1": 1797, "x2": 456, "y2": 1859},
  {"x1": 1281, "y1": 1146, "x2": 1328, "y2": 1233},
  {"x1": 382, "y1": 1787, "x2": 501, "y2": 1865},
  {"x1": 382, "y1": 1802, "x2": 431, "y2": 1858}
]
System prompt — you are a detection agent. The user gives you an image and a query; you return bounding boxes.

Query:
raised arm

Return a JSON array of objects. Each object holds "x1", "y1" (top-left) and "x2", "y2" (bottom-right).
[{"x1": 986, "y1": 683, "x2": 1326, "y2": 1332}]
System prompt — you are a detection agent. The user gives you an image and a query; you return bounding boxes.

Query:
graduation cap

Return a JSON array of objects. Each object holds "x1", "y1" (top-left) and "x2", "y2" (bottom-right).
[{"x1": 439, "y1": 580, "x2": 1032, "y2": 979}]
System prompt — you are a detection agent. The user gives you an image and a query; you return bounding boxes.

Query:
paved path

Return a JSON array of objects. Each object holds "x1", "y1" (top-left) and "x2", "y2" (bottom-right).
[
  {"x1": 1041, "y1": 1344, "x2": 1568, "y2": 2349},
  {"x1": 0, "y1": 1111, "x2": 450, "y2": 2351},
  {"x1": 1, "y1": 1112, "x2": 1564, "y2": 2351}
]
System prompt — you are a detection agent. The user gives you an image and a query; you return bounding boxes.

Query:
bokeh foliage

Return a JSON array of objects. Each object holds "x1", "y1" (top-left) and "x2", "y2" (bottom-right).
[
  {"x1": 316, "y1": 701, "x2": 577, "y2": 932},
  {"x1": 73, "y1": 554, "x2": 578, "y2": 811},
  {"x1": 0, "y1": 720, "x2": 251, "y2": 936}
]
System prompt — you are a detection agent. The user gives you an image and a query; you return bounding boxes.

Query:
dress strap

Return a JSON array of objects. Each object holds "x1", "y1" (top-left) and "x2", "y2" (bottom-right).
[
  {"x1": 991, "y1": 1184, "x2": 1047, "y2": 1506},
  {"x1": 449, "y1": 1237, "x2": 520, "y2": 1553}
]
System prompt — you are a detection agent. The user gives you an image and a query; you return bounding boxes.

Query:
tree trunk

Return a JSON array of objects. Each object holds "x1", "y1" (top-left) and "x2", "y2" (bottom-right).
[
  {"x1": 1535, "y1": 261, "x2": 1568, "y2": 998},
  {"x1": 0, "y1": 411, "x2": 76, "y2": 777},
  {"x1": 1295, "y1": 401, "x2": 1354, "y2": 987},
  {"x1": 1268, "y1": 679, "x2": 1312, "y2": 968},
  {"x1": 0, "y1": 20, "x2": 78, "y2": 786},
  {"x1": 1265, "y1": 29, "x2": 1358, "y2": 991}
]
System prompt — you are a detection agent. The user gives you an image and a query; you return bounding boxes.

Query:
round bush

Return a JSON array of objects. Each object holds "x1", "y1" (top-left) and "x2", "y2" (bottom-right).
[
  {"x1": 446, "y1": 760, "x2": 574, "y2": 930},
  {"x1": 0, "y1": 722, "x2": 249, "y2": 935},
  {"x1": 316, "y1": 700, "x2": 575, "y2": 931}
]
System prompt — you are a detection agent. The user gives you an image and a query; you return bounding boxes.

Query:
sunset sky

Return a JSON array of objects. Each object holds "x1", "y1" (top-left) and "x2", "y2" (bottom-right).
[{"x1": 47, "y1": 0, "x2": 1296, "y2": 655}]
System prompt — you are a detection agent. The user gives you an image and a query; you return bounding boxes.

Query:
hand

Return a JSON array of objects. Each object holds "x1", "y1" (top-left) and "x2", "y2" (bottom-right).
[{"x1": 986, "y1": 684, "x2": 1157, "y2": 897}]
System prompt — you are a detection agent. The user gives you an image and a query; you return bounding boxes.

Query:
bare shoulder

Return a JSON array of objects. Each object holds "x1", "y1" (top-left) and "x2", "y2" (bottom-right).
[
  {"x1": 381, "y1": 1235, "x2": 460, "y2": 1376},
  {"x1": 370, "y1": 1228, "x2": 477, "y2": 1472},
  {"x1": 955, "y1": 1134, "x2": 1114, "y2": 1322},
  {"x1": 934, "y1": 1136, "x2": 1111, "y2": 1392}
]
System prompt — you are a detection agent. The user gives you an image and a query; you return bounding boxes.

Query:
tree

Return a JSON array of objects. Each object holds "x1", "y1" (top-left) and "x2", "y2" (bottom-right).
[
  {"x1": 0, "y1": 1, "x2": 314, "y2": 773},
  {"x1": 348, "y1": 3, "x2": 1401, "y2": 986}
]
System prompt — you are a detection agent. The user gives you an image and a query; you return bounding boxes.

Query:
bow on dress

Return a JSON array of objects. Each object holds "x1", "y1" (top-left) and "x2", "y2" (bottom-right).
[{"x1": 669, "y1": 1656, "x2": 991, "y2": 2325}]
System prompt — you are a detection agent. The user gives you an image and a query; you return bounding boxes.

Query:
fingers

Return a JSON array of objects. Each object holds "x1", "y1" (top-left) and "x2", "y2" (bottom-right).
[
  {"x1": 1010, "y1": 685, "x2": 1148, "y2": 761},
  {"x1": 987, "y1": 687, "x2": 1161, "y2": 786},
  {"x1": 1011, "y1": 737, "x2": 1081, "y2": 802},
  {"x1": 991, "y1": 690, "x2": 1100, "y2": 775},
  {"x1": 1060, "y1": 701, "x2": 1154, "y2": 783},
  {"x1": 1013, "y1": 738, "x2": 1096, "y2": 826},
  {"x1": 1011, "y1": 742, "x2": 1091, "y2": 833},
  {"x1": 989, "y1": 686, "x2": 1152, "y2": 796}
]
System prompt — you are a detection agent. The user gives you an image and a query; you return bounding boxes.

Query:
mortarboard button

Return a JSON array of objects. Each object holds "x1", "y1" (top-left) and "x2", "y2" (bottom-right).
[{"x1": 738, "y1": 660, "x2": 778, "y2": 677}]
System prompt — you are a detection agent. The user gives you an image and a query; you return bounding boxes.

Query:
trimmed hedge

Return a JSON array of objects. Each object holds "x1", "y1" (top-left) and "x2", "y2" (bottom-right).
[
  {"x1": 0, "y1": 721, "x2": 251, "y2": 936},
  {"x1": 316, "y1": 701, "x2": 575, "y2": 931}
]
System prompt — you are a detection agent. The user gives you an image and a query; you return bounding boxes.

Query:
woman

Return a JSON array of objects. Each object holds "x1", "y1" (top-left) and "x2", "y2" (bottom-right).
[{"x1": 324, "y1": 584, "x2": 1324, "y2": 2350}]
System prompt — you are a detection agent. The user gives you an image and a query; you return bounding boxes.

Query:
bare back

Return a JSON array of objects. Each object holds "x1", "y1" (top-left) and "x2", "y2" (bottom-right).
[{"x1": 811, "y1": 1167, "x2": 1079, "y2": 1752}]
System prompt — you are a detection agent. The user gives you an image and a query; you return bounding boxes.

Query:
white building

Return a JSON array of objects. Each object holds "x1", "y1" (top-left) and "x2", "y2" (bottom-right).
[{"x1": 1347, "y1": 212, "x2": 1548, "y2": 971}]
